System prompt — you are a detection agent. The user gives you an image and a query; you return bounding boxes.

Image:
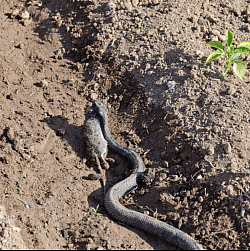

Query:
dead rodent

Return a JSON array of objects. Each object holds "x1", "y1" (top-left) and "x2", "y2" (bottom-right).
[{"x1": 84, "y1": 103, "x2": 108, "y2": 162}]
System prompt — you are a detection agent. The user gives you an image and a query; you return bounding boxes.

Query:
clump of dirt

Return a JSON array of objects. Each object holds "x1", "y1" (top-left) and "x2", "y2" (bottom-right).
[{"x1": 1, "y1": 0, "x2": 250, "y2": 250}]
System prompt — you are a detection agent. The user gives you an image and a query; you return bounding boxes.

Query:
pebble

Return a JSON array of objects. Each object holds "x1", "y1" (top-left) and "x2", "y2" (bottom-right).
[
  {"x1": 190, "y1": 15, "x2": 198, "y2": 23},
  {"x1": 18, "y1": 43, "x2": 24, "y2": 49},
  {"x1": 140, "y1": 188, "x2": 145, "y2": 195},
  {"x1": 88, "y1": 173, "x2": 102, "y2": 180},
  {"x1": 18, "y1": 11, "x2": 30, "y2": 20},
  {"x1": 240, "y1": 207, "x2": 246, "y2": 217},
  {"x1": 105, "y1": 2, "x2": 116, "y2": 12},
  {"x1": 90, "y1": 92, "x2": 98, "y2": 100},
  {"x1": 223, "y1": 143, "x2": 232, "y2": 154},
  {"x1": 210, "y1": 29, "x2": 220, "y2": 36},
  {"x1": 198, "y1": 196, "x2": 204, "y2": 203},
  {"x1": 12, "y1": 9, "x2": 20, "y2": 17},
  {"x1": 40, "y1": 79, "x2": 48, "y2": 88},
  {"x1": 62, "y1": 229, "x2": 69, "y2": 238},
  {"x1": 175, "y1": 196, "x2": 181, "y2": 202},
  {"x1": 7, "y1": 127, "x2": 15, "y2": 141},
  {"x1": 246, "y1": 25, "x2": 250, "y2": 33},
  {"x1": 167, "y1": 81, "x2": 175, "y2": 91}
]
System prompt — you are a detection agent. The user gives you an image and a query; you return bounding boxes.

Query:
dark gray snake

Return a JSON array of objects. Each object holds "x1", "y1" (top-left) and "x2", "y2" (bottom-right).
[{"x1": 94, "y1": 100, "x2": 203, "y2": 250}]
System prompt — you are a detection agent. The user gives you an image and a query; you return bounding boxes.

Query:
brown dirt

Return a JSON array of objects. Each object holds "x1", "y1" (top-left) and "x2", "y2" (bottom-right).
[{"x1": 1, "y1": 0, "x2": 250, "y2": 250}]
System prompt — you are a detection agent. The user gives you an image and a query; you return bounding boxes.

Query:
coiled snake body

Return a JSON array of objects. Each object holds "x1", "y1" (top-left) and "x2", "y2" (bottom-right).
[{"x1": 94, "y1": 100, "x2": 203, "y2": 250}]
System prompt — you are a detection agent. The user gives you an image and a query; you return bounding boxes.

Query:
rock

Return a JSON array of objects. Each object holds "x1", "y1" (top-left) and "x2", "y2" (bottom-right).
[
  {"x1": 131, "y1": 0, "x2": 139, "y2": 7},
  {"x1": 223, "y1": 143, "x2": 231, "y2": 154},
  {"x1": 190, "y1": 15, "x2": 198, "y2": 23},
  {"x1": 198, "y1": 196, "x2": 204, "y2": 203},
  {"x1": 226, "y1": 86, "x2": 236, "y2": 95},
  {"x1": 246, "y1": 25, "x2": 250, "y2": 33},
  {"x1": 105, "y1": 2, "x2": 116, "y2": 12},
  {"x1": 62, "y1": 229, "x2": 69, "y2": 238},
  {"x1": 90, "y1": 92, "x2": 98, "y2": 100},
  {"x1": 18, "y1": 11, "x2": 30, "y2": 20},
  {"x1": 208, "y1": 145, "x2": 214, "y2": 155},
  {"x1": 11, "y1": 9, "x2": 20, "y2": 18},
  {"x1": 167, "y1": 81, "x2": 175, "y2": 91},
  {"x1": 40, "y1": 79, "x2": 48, "y2": 88},
  {"x1": 6, "y1": 127, "x2": 15, "y2": 141},
  {"x1": 123, "y1": 0, "x2": 133, "y2": 11},
  {"x1": 210, "y1": 29, "x2": 220, "y2": 36}
]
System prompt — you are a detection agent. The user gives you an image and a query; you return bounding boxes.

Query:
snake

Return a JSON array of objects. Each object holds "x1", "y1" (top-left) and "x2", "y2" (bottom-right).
[{"x1": 94, "y1": 100, "x2": 203, "y2": 250}]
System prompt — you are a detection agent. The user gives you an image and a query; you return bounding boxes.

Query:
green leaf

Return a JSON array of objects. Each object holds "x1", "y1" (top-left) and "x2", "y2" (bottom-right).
[
  {"x1": 205, "y1": 51, "x2": 223, "y2": 65},
  {"x1": 233, "y1": 61, "x2": 246, "y2": 80},
  {"x1": 230, "y1": 52, "x2": 242, "y2": 62},
  {"x1": 235, "y1": 47, "x2": 250, "y2": 54},
  {"x1": 206, "y1": 41, "x2": 224, "y2": 51},
  {"x1": 225, "y1": 30, "x2": 234, "y2": 47},
  {"x1": 237, "y1": 42, "x2": 250, "y2": 49},
  {"x1": 226, "y1": 45, "x2": 234, "y2": 56}
]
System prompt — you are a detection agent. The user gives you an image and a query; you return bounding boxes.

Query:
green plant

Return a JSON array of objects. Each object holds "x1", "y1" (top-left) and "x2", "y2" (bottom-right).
[
  {"x1": 91, "y1": 204, "x2": 102, "y2": 216},
  {"x1": 205, "y1": 30, "x2": 250, "y2": 80},
  {"x1": 20, "y1": 171, "x2": 26, "y2": 182}
]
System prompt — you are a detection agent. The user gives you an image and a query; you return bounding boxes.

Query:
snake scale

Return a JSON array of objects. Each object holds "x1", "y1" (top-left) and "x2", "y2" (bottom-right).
[{"x1": 94, "y1": 100, "x2": 203, "y2": 250}]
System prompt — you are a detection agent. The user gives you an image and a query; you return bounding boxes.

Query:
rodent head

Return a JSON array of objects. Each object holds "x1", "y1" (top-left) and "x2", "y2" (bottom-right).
[{"x1": 94, "y1": 100, "x2": 108, "y2": 117}]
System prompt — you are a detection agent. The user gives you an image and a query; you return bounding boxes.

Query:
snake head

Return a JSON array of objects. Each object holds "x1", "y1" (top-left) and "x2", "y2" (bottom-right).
[{"x1": 94, "y1": 100, "x2": 108, "y2": 117}]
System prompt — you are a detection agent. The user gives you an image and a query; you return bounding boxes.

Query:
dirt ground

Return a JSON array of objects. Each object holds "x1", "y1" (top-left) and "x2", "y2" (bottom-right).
[{"x1": 1, "y1": 0, "x2": 250, "y2": 250}]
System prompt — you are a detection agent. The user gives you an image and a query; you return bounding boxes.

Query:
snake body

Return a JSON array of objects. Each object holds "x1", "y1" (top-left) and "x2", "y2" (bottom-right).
[{"x1": 94, "y1": 100, "x2": 203, "y2": 250}]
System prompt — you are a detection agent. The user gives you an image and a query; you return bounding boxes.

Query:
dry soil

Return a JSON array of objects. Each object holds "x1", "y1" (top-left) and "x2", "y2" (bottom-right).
[{"x1": 1, "y1": 0, "x2": 250, "y2": 250}]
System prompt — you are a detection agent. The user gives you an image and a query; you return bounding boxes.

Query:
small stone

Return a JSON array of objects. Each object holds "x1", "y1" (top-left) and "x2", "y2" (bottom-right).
[
  {"x1": 162, "y1": 161, "x2": 169, "y2": 168},
  {"x1": 167, "y1": 81, "x2": 175, "y2": 91},
  {"x1": 67, "y1": 244, "x2": 74, "y2": 248},
  {"x1": 23, "y1": 19, "x2": 32, "y2": 26},
  {"x1": 7, "y1": 94, "x2": 13, "y2": 100},
  {"x1": 19, "y1": 11, "x2": 30, "y2": 20},
  {"x1": 196, "y1": 50, "x2": 204, "y2": 58},
  {"x1": 105, "y1": 2, "x2": 116, "y2": 12},
  {"x1": 62, "y1": 229, "x2": 69, "y2": 238},
  {"x1": 90, "y1": 92, "x2": 98, "y2": 100},
  {"x1": 190, "y1": 15, "x2": 198, "y2": 23},
  {"x1": 131, "y1": 0, "x2": 139, "y2": 7},
  {"x1": 88, "y1": 173, "x2": 102, "y2": 180},
  {"x1": 11, "y1": 9, "x2": 20, "y2": 18},
  {"x1": 246, "y1": 25, "x2": 250, "y2": 33},
  {"x1": 223, "y1": 143, "x2": 231, "y2": 154},
  {"x1": 143, "y1": 211, "x2": 149, "y2": 215},
  {"x1": 210, "y1": 29, "x2": 220, "y2": 36},
  {"x1": 18, "y1": 43, "x2": 24, "y2": 49},
  {"x1": 207, "y1": 145, "x2": 214, "y2": 155},
  {"x1": 7, "y1": 127, "x2": 15, "y2": 141},
  {"x1": 198, "y1": 196, "x2": 204, "y2": 203},
  {"x1": 175, "y1": 196, "x2": 181, "y2": 202},
  {"x1": 240, "y1": 207, "x2": 246, "y2": 217},
  {"x1": 40, "y1": 79, "x2": 48, "y2": 87}
]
